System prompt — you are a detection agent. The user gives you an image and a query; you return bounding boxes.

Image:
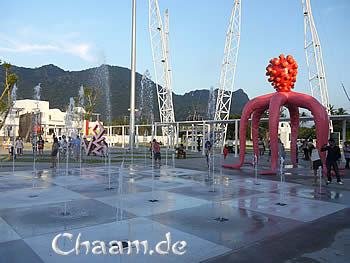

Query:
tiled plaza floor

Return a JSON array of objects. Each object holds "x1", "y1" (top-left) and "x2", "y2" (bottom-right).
[{"x1": 0, "y1": 153, "x2": 349, "y2": 262}]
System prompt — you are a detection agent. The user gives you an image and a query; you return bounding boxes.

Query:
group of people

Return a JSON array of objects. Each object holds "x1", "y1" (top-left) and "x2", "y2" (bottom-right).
[
  {"x1": 50, "y1": 134, "x2": 83, "y2": 168},
  {"x1": 309, "y1": 138, "x2": 343, "y2": 185},
  {"x1": 7, "y1": 136, "x2": 24, "y2": 159},
  {"x1": 47, "y1": 132, "x2": 344, "y2": 186}
]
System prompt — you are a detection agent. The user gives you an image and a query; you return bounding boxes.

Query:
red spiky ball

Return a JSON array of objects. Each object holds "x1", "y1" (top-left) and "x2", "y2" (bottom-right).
[{"x1": 266, "y1": 54, "x2": 298, "y2": 92}]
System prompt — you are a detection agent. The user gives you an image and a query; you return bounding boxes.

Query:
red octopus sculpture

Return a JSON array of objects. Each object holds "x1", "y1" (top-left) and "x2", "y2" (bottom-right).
[{"x1": 223, "y1": 54, "x2": 329, "y2": 174}]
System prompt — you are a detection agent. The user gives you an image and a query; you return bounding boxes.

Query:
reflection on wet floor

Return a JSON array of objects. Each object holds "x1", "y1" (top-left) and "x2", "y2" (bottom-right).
[{"x1": 0, "y1": 164, "x2": 349, "y2": 262}]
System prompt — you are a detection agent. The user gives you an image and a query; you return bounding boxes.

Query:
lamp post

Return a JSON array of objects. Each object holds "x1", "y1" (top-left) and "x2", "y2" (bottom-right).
[{"x1": 129, "y1": 0, "x2": 137, "y2": 150}]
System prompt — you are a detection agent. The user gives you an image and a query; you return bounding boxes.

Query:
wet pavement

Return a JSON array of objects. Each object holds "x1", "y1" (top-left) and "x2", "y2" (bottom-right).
[{"x1": 0, "y1": 151, "x2": 349, "y2": 262}]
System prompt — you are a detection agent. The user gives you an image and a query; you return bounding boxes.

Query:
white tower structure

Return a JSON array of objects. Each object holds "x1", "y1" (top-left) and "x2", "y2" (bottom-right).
[
  {"x1": 149, "y1": 0, "x2": 175, "y2": 134},
  {"x1": 302, "y1": 0, "x2": 332, "y2": 130},
  {"x1": 214, "y1": 0, "x2": 241, "y2": 146}
]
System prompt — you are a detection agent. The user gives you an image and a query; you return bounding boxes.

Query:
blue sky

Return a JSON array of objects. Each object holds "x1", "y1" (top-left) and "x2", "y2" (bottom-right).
[{"x1": 1, "y1": 0, "x2": 349, "y2": 109}]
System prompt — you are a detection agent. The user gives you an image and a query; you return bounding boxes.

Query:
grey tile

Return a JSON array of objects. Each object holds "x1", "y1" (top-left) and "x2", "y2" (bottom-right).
[
  {"x1": 223, "y1": 192, "x2": 348, "y2": 222},
  {"x1": 272, "y1": 185, "x2": 350, "y2": 206},
  {"x1": 0, "y1": 186, "x2": 87, "y2": 210},
  {"x1": 0, "y1": 239, "x2": 44, "y2": 263},
  {"x1": 66, "y1": 182, "x2": 151, "y2": 198},
  {"x1": 0, "y1": 217, "x2": 20, "y2": 243},
  {"x1": 168, "y1": 184, "x2": 261, "y2": 201},
  {"x1": 1, "y1": 199, "x2": 134, "y2": 238},
  {"x1": 97, "y1": 190, "x2": 209, "y2": 216},
  {"x1": 150, "y1": 202, "x2": 301, "y2": 250}
]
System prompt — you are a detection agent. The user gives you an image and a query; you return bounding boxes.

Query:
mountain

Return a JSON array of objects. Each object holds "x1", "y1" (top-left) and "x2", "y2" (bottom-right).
[{"x1": 0, "y1": 64, "x2": 249, "y2": 121}]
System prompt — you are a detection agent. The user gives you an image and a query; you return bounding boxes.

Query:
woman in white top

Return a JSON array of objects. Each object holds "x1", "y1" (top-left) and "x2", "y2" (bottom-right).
[{"x1": 310, "y1": 144, "x2": 322, "y2": 185}]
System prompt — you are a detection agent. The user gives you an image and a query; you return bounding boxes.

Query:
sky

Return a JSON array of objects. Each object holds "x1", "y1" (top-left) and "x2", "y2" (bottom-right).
[{"x1": 1, "y1": 0, "x2": 349, "y2": 110}]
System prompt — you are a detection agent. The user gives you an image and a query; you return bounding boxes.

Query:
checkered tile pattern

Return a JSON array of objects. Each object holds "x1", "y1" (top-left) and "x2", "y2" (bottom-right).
[{"x1": 0, "y1": 165, "x2": 348, "y2": 262}]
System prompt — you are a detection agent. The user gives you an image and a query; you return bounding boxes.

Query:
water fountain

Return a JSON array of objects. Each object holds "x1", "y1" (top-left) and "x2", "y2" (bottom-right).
[
  {"x1": 10, "y1": 83, "x2": 17, "y2": 173},
  {"x1": 65, "y1": 97, "x2": 75, "y2": 176},
  {"x1": 207, "y1": 86, "x2": 216, "y2": 120},
  {"x1": 214, "y1": 153, "x2": 228, "y2": 222},
  {"x1": 93, "y1": 64, "x2": 114, "y2": 191},
  {"x1": 78, "y1": 85, "x2": 85, "y2": 173},
  {"x1": 139, "y1": 70, "x2": 154, "y2": 169},
  {"x1": 139, "y1": 70, "x2": 155, "y2": 125},
  {"x1": 32, "y1": 83, "x2": 41, "y2": 178},
  {"x1": 149, "y1": 128, "x2": 158, "y2": 202},
  {"x1": 253, "y1": 154, "x2": 260, "y2": 185},
  {"x1": 116, "y1": 159, "x2": 125, "y2": 221},
  {"x1": 276, "y1": 156, "x2": 287, "y2": 206},
  {"x1": 317, "y1": 166, "x2": 325, "y2": 196},
  {"x1": 58, "y1": 97, "x2": 75, "y2": 217},
  {"x1": 209, "y1": 131, "x2": 216, "y2": 193}
]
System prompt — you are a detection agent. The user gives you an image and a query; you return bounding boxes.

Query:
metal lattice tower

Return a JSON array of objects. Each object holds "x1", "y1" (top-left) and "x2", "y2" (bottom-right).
[
  {"x1": 302, "y1": 0, "x2": 332, "y2": 130},
  {"x1": 149, "y1": 0, "x2": 175, "y2": 134},
  {"x1": 214, "y1": 0, "x2": 241, "y2": 146}
]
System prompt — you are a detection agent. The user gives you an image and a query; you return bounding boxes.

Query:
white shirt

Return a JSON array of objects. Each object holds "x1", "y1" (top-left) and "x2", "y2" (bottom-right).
[{"x1": 310, "y1": 149, "x2": 320, "y2": 161}]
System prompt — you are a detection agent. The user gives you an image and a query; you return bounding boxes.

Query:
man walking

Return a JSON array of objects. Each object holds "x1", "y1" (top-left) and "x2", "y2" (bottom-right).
[{"x1": 321, "y1": 138, "x2": 343, "y2": 185}]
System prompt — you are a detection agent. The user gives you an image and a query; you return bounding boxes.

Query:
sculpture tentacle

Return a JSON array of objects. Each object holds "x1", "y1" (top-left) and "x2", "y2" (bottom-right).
[
  {"x1": 252, "y1": 108, "x2": 268, "y2": 161},
  {"x1": 268, "y1": 92, "x2": 288, "y2": 172},
  {"x1": 287, "y1": 92, "x2": 329, "y2": 166},
  {"x1": 223, "y1": 93, "x2": 274, "y2": 169},
  {"x1": 286, "y1": 104, "x2": 299, "y2": 167}
]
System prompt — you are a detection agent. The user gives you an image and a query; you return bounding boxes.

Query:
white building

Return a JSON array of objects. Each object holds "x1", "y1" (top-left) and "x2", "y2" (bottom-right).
[{"x1": 0, "y1": 99, "x2": 85, "y2": 142}]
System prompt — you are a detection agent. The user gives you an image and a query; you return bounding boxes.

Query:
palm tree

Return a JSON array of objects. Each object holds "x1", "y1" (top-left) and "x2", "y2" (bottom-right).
[
  {"x1": 335, "y1": 107, "x2": 347, "y2": 116},
  {"x1": 329, "y1": 104, "x2": 336, "y2": 115},
  {"x1": 0, "y1": 61, "x2": 18, "y2": 130}
]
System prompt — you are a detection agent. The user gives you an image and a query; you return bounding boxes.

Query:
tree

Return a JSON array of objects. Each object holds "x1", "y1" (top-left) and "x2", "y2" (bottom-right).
[
  {"x1": 0, "y1": 61, "x2": 19, "y2": 130},
  {"x1": 335, "y1": 107, "x2": 347, "y2": 115},
  {"x1": 82, "y1": 86, "x2": 100, "y2": 120},
  {"x1": 332, "y1": 107, "x2": 348, "y2": 134},
  {"x1": 329, "y1": 104, "x2": 336, "y2": 115},
  {"x1": 298, "y1": 126, "x2": 315, "y2": 139}
]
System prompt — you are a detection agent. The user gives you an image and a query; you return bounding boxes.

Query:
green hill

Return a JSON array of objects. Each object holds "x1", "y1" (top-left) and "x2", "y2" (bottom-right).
[{"x1": 0, "y1": 64, "x2": 249, "y2": 121}]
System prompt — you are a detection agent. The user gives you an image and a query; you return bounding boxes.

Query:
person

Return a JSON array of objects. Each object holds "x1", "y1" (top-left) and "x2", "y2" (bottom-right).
[
  {"x1": 227, "y1": 139, "x2": 234, "y2": 153},
  {"x1": 278, "y1": 138, "x2": 286, "y2": 160},
  {"x1": 37, "y1": 136, "x2": 44, "y2": 156},
  {"x1": 68, "y1": 136, "x2": 73, "y2": 157},
  {"x1": 310, "y1": 144, "x2": 322, "y2": 185},
  {"x1": 15, "y1": 137, "x2": 23, "y2": 156},
  {"x1": 152, "y1": 139, "x2": 161, "y2": 167},
  {"x1": 307, "y1": 139, "x2": 314, "y2": 159},
  {"x1": 343, "y1": 141, "x2": 350, "y2": 169},
  {"x1": 60, "y1": 135, "x2": 67, "y2": 159},
  {"x1": 8, "y1": 139, "x2": 15, "y2": 160},
  {"x1": 177, "y1": 144, "x2": 186, "y2": 158},
  {"x1": 32, "y1": 135, "x2": 37, "y2": 154},
  {"x1": 83, "y1": 136, "x2": 89, "y2": 148},
  {"x1": 321, "y1": 138, "x2": 343, "y2": 185},
  {"x1": 102, "y1": 140, "x2": 108, "y2": 157},
  {"x1": 50, "y1": 137, "x2": 59, "y2": 169},
  {"x1": 197, "y1": 138, "x2": 201, "y2": 152},
  {"x1": 302, "y1": 140, "x2": 309, "y2": 160},
  {"x1": 205, "y1": 140, "x2": 212, "y2": 168},
  {"x1": 258, "y1": 138, "x2": 265, "y2": 156},
  {"x1": 75, "y1": 136, "x2": 82, "y2": 160},
  {"x1": 223, "y1": 145, "x2": 229, "y2": 160}
]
